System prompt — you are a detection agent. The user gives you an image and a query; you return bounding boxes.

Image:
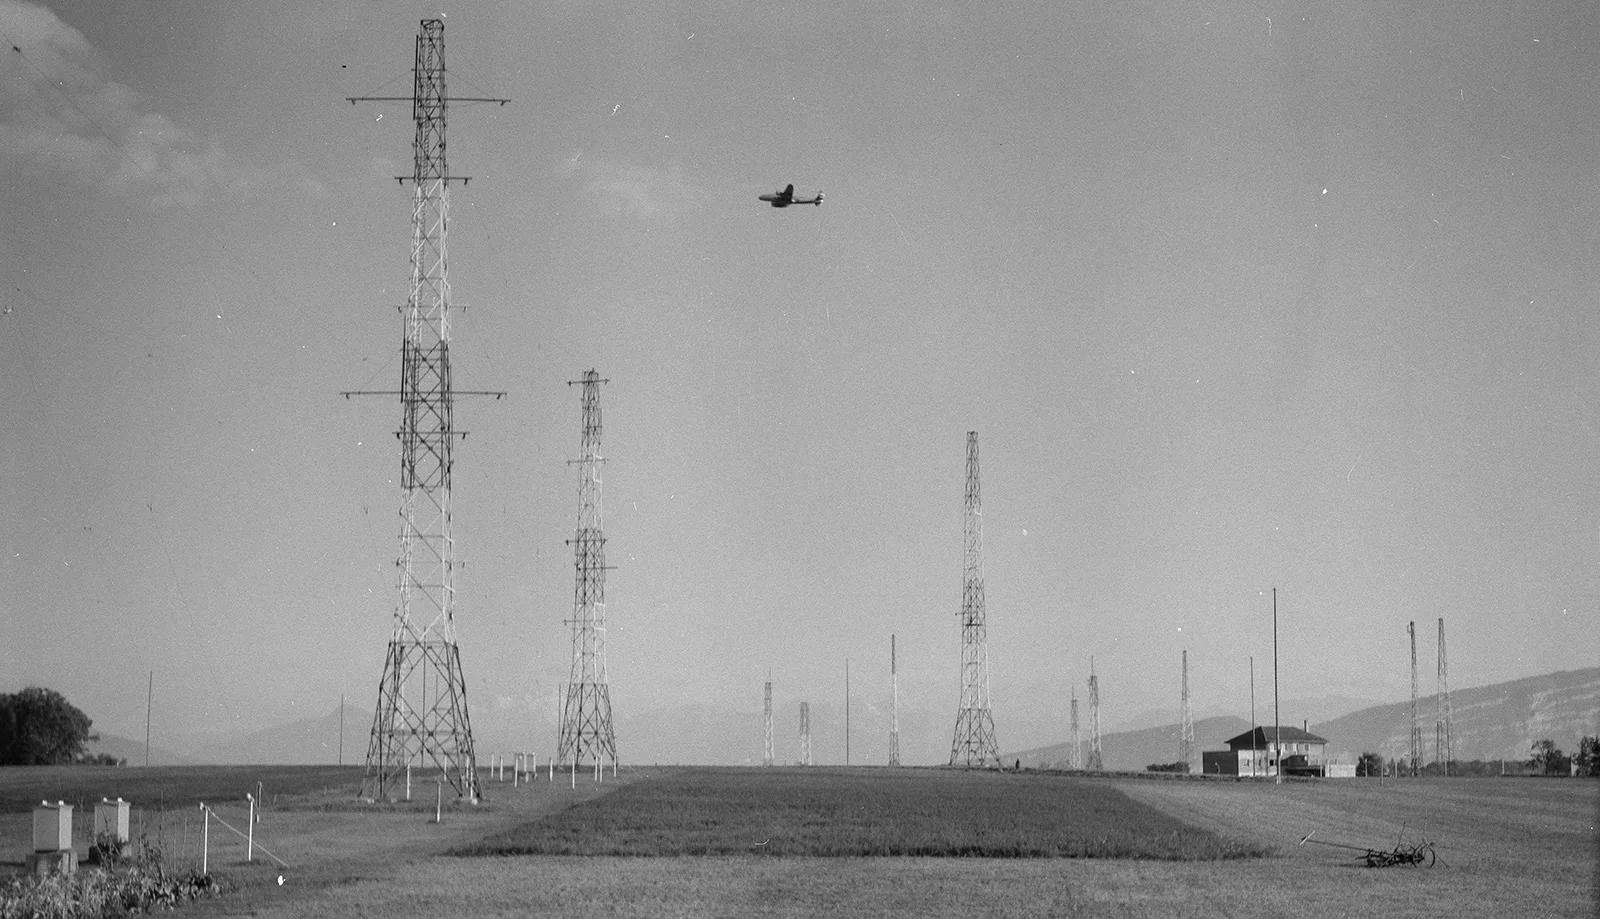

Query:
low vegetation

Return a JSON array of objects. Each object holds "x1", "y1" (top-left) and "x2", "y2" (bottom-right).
[
  {"x1": 455, "y1": 766, "x2": 1271, "y2": 860},
  {"x1": 0, "y1": 839, "x2": 223, "y2": 919}
]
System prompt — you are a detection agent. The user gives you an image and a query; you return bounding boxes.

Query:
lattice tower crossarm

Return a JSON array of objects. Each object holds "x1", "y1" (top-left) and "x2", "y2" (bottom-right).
[
  {"x1": 950, "y1": 431, "x2": 1000, "y2": 767},
  {"x1": 557, "y1": 371, "x2": 617, "y2": 770},
  {"x1": 355, "y1": 19, "x2": 507, "y2": 803}
]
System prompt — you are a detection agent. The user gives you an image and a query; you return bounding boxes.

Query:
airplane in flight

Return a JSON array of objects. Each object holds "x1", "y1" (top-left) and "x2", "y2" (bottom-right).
[{"x1": 759, "y1": 184, "x2": 823, "y2": 208}]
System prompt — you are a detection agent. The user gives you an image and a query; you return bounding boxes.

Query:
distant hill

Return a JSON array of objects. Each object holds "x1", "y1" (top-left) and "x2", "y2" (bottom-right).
[
  {"x1": 1009, "y1": 667, "x2": 1600, "y2": 771},
  {"x1": 83, "y1": 732, "x2": 198, "y2": 767},
  {"x1": 192, "y1": 704, "x2": 369, "y2": 765},
  {"x1": 1010, "y1": 715, "x2": 1252, "y2": 772},
  {"x1": 1310, "y1": 667, "x2": 1600, "y2": 763}
]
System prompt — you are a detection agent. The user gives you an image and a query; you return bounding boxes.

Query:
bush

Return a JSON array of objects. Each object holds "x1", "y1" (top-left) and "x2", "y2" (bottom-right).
[{"x1": 0, "y1": 836, "x2": 224, "y2": 919}]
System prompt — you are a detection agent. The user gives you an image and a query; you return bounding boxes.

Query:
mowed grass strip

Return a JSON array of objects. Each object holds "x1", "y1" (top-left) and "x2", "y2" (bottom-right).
[{"x1": 455, "y1": 767, "x2": 1271, "y2": 859}]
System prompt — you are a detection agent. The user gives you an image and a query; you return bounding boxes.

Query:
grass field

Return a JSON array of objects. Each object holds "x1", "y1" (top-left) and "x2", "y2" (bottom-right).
[
  {"x1": 458, "y1": 766, "x2": 1268, "y2": 859},
  {"x1": 1, "y1": 765, "x2": 1594, "y2": 918}
]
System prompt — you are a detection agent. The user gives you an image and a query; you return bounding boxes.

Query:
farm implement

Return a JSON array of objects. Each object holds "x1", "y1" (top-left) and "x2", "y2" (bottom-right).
[{"x1": 1298, "y1": 827, "x2": 1442, "y2": 868}]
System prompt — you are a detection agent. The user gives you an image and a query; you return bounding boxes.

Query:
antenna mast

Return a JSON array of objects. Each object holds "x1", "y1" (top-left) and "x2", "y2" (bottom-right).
[
  {"x1": 889, "y1": 635, "x2": 901, "y2": 766},
  {"x1": 763, "y1": 676, "x2": 774, "y2": 767},
  {"x1": 556, "y1": 370, "x2": 617, "y2": 774},
  {"x1": 950, "y1": 431, "x2": 1000, "y2": 767},
  {"x1": 798, "y1": 702, "x2": 811, "y2": 766},
  {"x1": 1408, "y1": 621, "x2": 1420, "y2": 776},
  {"x1": 351, "y1": 19, "x2": 508, "y2": 803},
  {"x1": 1179, "y1": 649, "x2": 1194, "y2": 773},
  {"x1": 1087, "y1": 657, "x2": 1103, "y2": 770},
  {"x1": 1436, "y1": 617, "x2": 1451, "y2": 776},
  {"x1": 1069, "y1": 685, "x2": 1081, "y2": 770}
]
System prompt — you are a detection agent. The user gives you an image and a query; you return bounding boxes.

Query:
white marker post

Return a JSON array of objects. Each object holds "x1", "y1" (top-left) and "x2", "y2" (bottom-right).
[
  {"x1": 200, "y1": 804, "x2": 209, "y2": 875},
  {"x1": 245, "y1": 794, "x2": 255, "y2": 863}
]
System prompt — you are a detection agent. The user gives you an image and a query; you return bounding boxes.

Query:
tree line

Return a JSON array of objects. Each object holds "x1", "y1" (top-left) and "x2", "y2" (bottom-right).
[{"x1": 1356, "y1": 737, "x2": 1600, "y2": 777}]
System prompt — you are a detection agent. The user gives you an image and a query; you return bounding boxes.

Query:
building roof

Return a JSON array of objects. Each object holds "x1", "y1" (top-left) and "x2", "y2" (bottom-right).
[{"x1": 1225, "y1": 726, "x2": 1328, "y2": 748}]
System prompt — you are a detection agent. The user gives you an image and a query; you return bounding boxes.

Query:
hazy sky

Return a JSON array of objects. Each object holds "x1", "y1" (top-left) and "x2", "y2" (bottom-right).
[{"x1": 3, "y1": 0, "x2": 1597, "y2": 764}]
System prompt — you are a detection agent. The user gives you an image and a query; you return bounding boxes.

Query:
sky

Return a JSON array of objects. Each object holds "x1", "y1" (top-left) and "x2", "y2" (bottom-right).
[{"x1": 2, "y1": 0, "x2": 1597, "y2": 766}]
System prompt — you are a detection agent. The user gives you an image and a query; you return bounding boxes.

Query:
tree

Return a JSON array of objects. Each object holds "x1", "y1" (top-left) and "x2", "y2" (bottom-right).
[
  {"x1": 1574, "y1": 737, "x2": 1599, "y2": 778},
  {"x1": 1356, "y1": 752, "x2": 1384, "y2": 777},
  {"x1": 1529, "y1": 739, "x2": 1565, "y2": 776},
  {"x1": 0, "y1": 687, "x2": 98, "y2": 765}
]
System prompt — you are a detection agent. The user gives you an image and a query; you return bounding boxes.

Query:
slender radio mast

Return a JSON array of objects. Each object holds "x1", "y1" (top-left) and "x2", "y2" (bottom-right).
[
  {"x1": 798, "y1": 702, "x2": 811, "y2": 766},
  {"x1": 1408, "y1": 621, "x2": 1420, "y2": 776},
  {"x1": 347, "y1": 19, "x2": 508, "y2": 803},
  {"x1": 763, "y1": 675, "x2": 774, "y2": 767},
  {"x1": 1179, "y1": 649, "x2": 1194, "y2": 773},
  {"x1": 1069, "y1": 685, "x2": 1081, "y2": 770},
  {"x1": 1086, "y1": 658, "x2": 1103, "y2": 770},
  {"x1": 556, "y1": 370, "x2": 617, "y2": 774},
  {"x1": 889, "y1": 635, "x2": 901, "y2": 767},
  {"x1": 950, "y1": 431, "x2": 1000, "y2": 767},
  {"x1": 1436, "y1": 617, "x2": 1451, "y2": 776}
]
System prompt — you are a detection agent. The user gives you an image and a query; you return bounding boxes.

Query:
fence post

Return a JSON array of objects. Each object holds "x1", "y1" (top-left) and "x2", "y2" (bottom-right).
[
  {"x1": 200, "y1": 805, "x2": 209, "y2": 875},
  {"x1": 246, "y1": 795, "x2": 255, "y2": 862}
]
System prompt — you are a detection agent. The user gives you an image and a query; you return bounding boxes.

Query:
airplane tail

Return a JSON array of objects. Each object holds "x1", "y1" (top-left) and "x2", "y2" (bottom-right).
[{"x1": 814, "y1": 191, "x2": 824, "y2": 206}]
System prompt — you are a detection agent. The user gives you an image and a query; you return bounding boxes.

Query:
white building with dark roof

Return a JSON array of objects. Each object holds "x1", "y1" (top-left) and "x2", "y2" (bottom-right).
[{"x1": 1202, "y1": 726, "x2": 1348, "y2": 777}]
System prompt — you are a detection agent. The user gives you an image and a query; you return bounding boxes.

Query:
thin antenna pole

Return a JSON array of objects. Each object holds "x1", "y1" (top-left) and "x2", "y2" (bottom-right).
[
  {"x1": 1249, "y1": 656, "x2": 1257, "y2": 776},
  {"x1": 1087, "y1": 656, "x2": 1102, "y2": 770},
  {"x1": 1408, "y1": 621, "x2": 1420, "y2": 776},
  {"x1": 889, "y1": 635, "x2": 900, "y2": 767},
  {"x1": 1179, "y1": 649, "x2": 1194, "y2": 772},
  {"x1": 339, "y1": 694, "x2": 345, "y2": 766},
  {"x1": 1272, "y1": 587, "x2": 1280, "y2": 785},
  {"x1": 763, "y1": 675, "x2": 773, "y2": 767},
  {"x1": 145, "y1": 672, "x2": 153, "y2": 768},
  {"x1": 1437, "y1": 617, "x2": 1451, "y2": 777},
  {"x1": 1069, "y1": 685, "x2": 1081, "y2": 770},
  {"x1": 845, "y1": 657, "x2": 851, "y2": 766}
]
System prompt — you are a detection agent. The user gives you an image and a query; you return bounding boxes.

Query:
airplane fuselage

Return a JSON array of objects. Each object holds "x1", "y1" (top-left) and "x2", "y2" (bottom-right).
[{"x1": 759, "y1": 184, "x2": 823, "y2": 208}]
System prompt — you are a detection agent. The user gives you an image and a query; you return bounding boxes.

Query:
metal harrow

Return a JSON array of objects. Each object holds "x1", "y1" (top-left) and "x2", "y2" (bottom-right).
[{"x1": 1298, "y1": 827, "x2": 1442, "y2": 868}]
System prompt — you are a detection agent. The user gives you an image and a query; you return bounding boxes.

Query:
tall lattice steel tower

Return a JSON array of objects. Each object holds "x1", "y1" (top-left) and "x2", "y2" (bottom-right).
[
  {"x1": 1408, "y1": 621, "x2": 1421, "y2": 776},
  {"x1": 950, "y1": 431, "x2": 1000, "y2": 767},
  {"x1": 1069, "y1": 686, "x2": 1082, "y2": 770},
  {"x1": 889, "y1": 635, "x2": 900, "y2": 767},
  {"x1": 1179, "y1": 650, "x2": 1194, "y2": 773},
  {"x1": 763, "y1": 677, "x2": 774, "y2": 767},
  {"x1": 1436, "y1": 617, "x2": 1452, "y2": 776},
  {"x1": 798, "y1": 702, "x2": 811, "y2": 766},
  {"x1": 1087, "y1": 658, "x2": 1103, "y2": 771},
  {"x1": 349, "y1": 19, "x2": 507, "y2": 803},
  {"x1": 557, "y1": 370, "x2": 617, "y2": 771}
]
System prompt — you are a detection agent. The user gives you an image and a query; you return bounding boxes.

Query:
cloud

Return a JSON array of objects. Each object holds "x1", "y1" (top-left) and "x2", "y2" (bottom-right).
[
  {"x1": 0, "y1": 0, "x2": 322, "y2": 207},
  {"x1": 563, "y1": 154, "x2": 700, "y2": 222}
]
